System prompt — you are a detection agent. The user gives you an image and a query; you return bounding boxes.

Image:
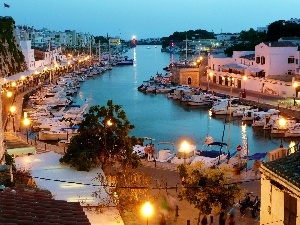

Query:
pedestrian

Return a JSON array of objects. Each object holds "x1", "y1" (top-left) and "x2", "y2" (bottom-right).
[
  {"x1": 294, "y1": 97, "x2": 296, "y2": 106},
  {"x1": 151, "y1": 143, "x2": 156, "y2": 160},
  {"x1": 227, "y1": 214, "x2": 235, "y2": 225},
  {"x1": 144, "y1": 144, "x2": 149, "y2": 161},
  {"x1": 148, "y1": 144, "x2": 153, "y2": 161},
  {"x1": 253, "y1": 160, "x2": 261, "y2": 176},
  {"x1": 219, "y1": 209, "x2": 227, "y2": 225},
  {"x1": 201, "y1": 215, "x2": 208, "y2": 225},
  {"x1": 159, "y1": 213, "x2": 166, "y2": 225}
]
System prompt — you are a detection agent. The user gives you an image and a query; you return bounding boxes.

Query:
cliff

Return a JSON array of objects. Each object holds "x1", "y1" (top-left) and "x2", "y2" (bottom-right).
[{"x1": 0, "y1": 16, "x2": 27, "y2": 77}]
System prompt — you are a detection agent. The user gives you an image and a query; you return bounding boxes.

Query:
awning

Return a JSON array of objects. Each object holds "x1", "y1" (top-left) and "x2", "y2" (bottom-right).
[
  {"x1": 251, "y1": 68, "x2": 263, "y2": 73},
  {"x1": 242, "y1": 152, "x2": 267, "y2": 160}
]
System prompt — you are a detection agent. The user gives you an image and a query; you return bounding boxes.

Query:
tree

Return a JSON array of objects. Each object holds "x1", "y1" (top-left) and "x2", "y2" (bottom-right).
[
  {"x1": 91, "y1": 169, "x2": 152, "y2": 214},
  {"x1": 177, "y1": 162, "x2": 242, "y2": 225},
  {"x1": 60, "y1": 100, "x2": 143, "y2": 171}
]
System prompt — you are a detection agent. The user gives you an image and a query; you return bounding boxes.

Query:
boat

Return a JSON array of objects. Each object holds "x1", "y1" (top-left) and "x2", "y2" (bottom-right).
[
  {"x1": 116, "y1": 56, "x2": 134, "y2": 65},
  {"x1": 210, "y1": 98, "x2": 248, "y2": 115},
  {"x1": 133, "y1": 145, "x2": 146, "y2": 158},
  {"x1": 187, "y1": 93, "x2": 212, "y2": 106},
  {"x1": 38, "y1": 126, "x2": 79, "y2": 141},
  {"x1": 252, "y1": 109, "x2": 280, "y2": 128},
  {"x1": 154, "y1": 142, "x2": 176, "y2": 162},
  {"x1": 191, "y1": 137, "x2": 228, "y2": 167},
  {"x1": 171, "y1": 142, "x2": 196, "y2": 164},
  {"x1": 285, "y1": 123, "x2": 300, "y2": 137}
]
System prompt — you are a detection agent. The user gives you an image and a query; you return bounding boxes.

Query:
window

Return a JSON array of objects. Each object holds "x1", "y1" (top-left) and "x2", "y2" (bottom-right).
[
  {"x1": 261, "y1": 56, "x2": 265, "y2": 65},
  {"x1": 288, "y1": 70, "x2": 293, "y2": 75},
  {"x1": 288, "y1": 57, "x2": 295, "y2": 64},
  {"x1": 284, "y1": 192, "x2": 297, "y2": 225},
  {"x1": 188, "y1": 77, "x2": 191, "y2": 85},
  {"x1": 256, "y1": 57, "x2": 260, "y2": 64},
  {"x1": 296, "y1": 59, "x2": 298, "y2": 65}
]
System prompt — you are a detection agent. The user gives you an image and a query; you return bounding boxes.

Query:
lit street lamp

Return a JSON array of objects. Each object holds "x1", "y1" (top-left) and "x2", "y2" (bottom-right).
[
  {"x1": 23, "y1": 117, "x2": 31, "y2": 144},
  {"x1": 208, "y1": 72, "x2": 213, "y2": 91},
  {"x1": 181, "y1": 141, "x2": 189, "y2": 164},
  {"x1": 141, "y1": 201, "x2": 153, "y2": 225},
  {"x1": 279, "y1": 118, "x2": 286, "y2": 148},
  {"x1": 9, "y1": 105, "x2": 16, "y2": 132}
]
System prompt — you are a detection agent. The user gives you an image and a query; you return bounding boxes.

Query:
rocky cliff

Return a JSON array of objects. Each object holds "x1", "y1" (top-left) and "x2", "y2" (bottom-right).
[{"x1": 0, "y1": 16, "x2": 27, "y2": 77}]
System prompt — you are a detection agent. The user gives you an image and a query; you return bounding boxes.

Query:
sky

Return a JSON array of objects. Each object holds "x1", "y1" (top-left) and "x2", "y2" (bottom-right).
[{"x1": 2, "y1": 0, "x2": 300, "y2": 40}]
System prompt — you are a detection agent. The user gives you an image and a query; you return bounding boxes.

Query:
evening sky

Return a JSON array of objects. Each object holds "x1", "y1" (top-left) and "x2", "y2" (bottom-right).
[{"x1": 2, "y1": 0, "x2": 300, "y2": 40}]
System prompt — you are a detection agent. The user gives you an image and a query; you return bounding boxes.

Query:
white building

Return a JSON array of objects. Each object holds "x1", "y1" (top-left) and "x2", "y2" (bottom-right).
[
  {"x1": 215, "y1": 33, "x2": 240, "y2": 42},
  {"x1": 20, "y1": 40, "x2": 36, "y2": 70},
  {"x1": 260, "y1": 150, "x2": 300, "y2": 225},
  {"x1": 207, "y1": 41, "x2": 300, "y2": 97}
]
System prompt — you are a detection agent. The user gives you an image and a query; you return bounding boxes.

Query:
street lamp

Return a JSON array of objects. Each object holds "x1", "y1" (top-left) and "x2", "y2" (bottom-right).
[
  {"x1": 181, "y1": 141, "x2": 189, "y2": 164},
  {"x1": 141, "y1": 201, "x2": 153, "y2": 225},
  {"x1": 279, "y1": 118, "x2": 286, "y2": 148},
  {"x1": 67, "y1": 61, "x2": 70, "y2": 73},
  {"x1": 9, "y1": 105, "x2": 16, "y2": 132},
  {"x1": 23, "y1": 117, "x2": 31, "y2": 144},
  {"x1": 208, "y1": 72, "x2": 213, "y2": 91}
]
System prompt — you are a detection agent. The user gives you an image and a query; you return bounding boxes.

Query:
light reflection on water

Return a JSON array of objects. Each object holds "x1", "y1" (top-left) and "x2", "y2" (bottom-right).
[{"x1": 74, "y1": 45, "x2": 292, "y2": 156}]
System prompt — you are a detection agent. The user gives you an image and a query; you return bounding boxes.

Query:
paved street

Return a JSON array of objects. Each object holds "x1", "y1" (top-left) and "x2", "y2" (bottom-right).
[{"x1": 120, "y1": 160, "x2": 261, "y2": 225}]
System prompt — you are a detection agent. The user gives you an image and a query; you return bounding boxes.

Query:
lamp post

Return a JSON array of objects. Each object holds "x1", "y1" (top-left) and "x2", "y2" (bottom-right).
[
  {"x1": 181, "y1": 141, "x2": 189, "y2": 165},
  {"x1": 279, "y1": 118, "x2": 286, "y2": 148},
  {"x1": 9, "y1": 105, "x2": 16, "y2": 132},
  {"x1": 208, "y1": 72, "x2": 213, "y2": 91},
  {"x1": 23, "y1": 117, "x2": 31, "y2": 144},
  {"x1": 141, "y1": 201, "x2": 153, "y2": 225},
  {"x1": 293, "y1": 82, "x2": 298, "y2": 106},
  {"x1": 67, "y1": 61, "x2": 70, "y2": 73}
]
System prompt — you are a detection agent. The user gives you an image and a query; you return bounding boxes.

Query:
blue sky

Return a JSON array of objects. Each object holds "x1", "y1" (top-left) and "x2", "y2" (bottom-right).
[{"x1": 2, "y1": 0, "x2": 300, "y2": 40}]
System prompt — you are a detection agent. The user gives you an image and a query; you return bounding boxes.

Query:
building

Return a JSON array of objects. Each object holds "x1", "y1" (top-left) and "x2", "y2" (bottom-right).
[
  {"x1": 260, "y1": 149, "x2": 300, "y2": 225},
  {"x1": 207, "y1": 41, "x2": 300, "y2": 97},
  {"x1": 171, "y1": 67, "x2": 201, "y2": 88}
]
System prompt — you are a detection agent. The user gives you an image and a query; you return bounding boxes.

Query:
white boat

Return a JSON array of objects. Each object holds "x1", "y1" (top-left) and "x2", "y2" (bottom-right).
[
  {"x1": 187, "y1": 93, "x2": 212, "y2": 106},
  {"x1": 285, "y1": 123, "x2": 300, "y2": 137},
  {"x1": 171, "y1": 143, "x2": 196, "y2": 164},
  {"x1": 241, "y1": 108, "x2": 259, "y2": 121},
  {"x1": 156, "y1": 142, "x2": 175, "y2": 162},
  {"x1": 210, "y1": 99, "x2": 248, "y2": 115},
  {"x1": 133, "y1": 145, "x2": 145, "y2": 158},
  {"x1": 38, "y1": 127, "x2": 79, "y2": 141},
  {"x1": 252, "y1": 109, "x2": 280, "y2": 127}
]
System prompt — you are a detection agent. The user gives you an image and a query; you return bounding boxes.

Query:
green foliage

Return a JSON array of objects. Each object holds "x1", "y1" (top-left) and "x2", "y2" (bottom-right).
[
  {"x1": 161, "y1": 29, "x2": 215, "y2": 48},
  {"x1": 4, "y1": 152, "x2": 15, "y2": 166},
  {"x1": 178, "y1": 162, "x2": 242, "y2": 215},
  {"x1": 60, "y1": 100, "x2": 141, "y2": 171},
  {"x1": 267, "y1": 20, "x2": 300, "y2": 41}
]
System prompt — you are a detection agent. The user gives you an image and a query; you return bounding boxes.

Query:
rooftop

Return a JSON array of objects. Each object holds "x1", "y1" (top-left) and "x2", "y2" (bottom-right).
[
  {"x1": 0, "y1": 185, "x2": 90, "y2": 225},
  {"x1": 263, "y1": 151, "x2": 300, "y2": 188}
]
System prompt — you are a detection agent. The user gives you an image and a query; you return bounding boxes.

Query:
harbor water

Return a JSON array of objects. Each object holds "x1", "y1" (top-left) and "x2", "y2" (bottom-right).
[{"x1": 73, "y1": 45, "x2": 288, "y2": 157}]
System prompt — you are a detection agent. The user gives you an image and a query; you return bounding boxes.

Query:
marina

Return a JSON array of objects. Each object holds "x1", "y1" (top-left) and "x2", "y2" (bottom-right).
[{"x1": 44, "y1": 45, "x2": 294, "y2": 159}]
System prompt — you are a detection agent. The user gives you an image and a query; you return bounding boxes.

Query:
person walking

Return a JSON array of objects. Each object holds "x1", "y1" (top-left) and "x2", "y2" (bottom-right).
[
  {"x1": 148, "y1": 144, "x2": 153, "y2": 161},
  {"x1": 219, "y1": 209, "x2": 227, "y2": 225},
  {"x1": 144, "y1": 144, "x2": 149, "y2": 161},
  {"x1": 227, "y1": 214, "x2": 235, "y2": 225},
  {"x1": 201, "y1": 215, "x2": 208, "y2": 225}
]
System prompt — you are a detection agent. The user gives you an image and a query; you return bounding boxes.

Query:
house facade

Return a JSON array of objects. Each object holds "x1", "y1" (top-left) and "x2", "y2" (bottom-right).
[
  {"x1": 208, "y1": 41, "x2": 300, "y2": 97},
  {"x1": 260, "y1": 150, "x2": 300, "y2": 225}
]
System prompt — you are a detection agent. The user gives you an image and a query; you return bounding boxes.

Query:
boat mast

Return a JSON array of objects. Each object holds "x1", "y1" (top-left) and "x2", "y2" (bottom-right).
[
  {"x1": 98, "y1": 41, "x2": 101, "y2": 64},
  {"x1": 185, "y1": 35, "x2": 188, "y2": 62}
]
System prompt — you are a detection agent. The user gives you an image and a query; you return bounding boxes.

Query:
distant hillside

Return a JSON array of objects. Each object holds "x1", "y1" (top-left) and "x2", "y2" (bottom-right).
[{"x1": 0, "y1": 17, "x2": 27, "y2": 77}]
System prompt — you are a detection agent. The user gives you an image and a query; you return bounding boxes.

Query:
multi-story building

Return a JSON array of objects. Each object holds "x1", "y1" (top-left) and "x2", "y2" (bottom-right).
[{"x1": 208, "y1": 41, "x2": 300, "y2": 97}]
